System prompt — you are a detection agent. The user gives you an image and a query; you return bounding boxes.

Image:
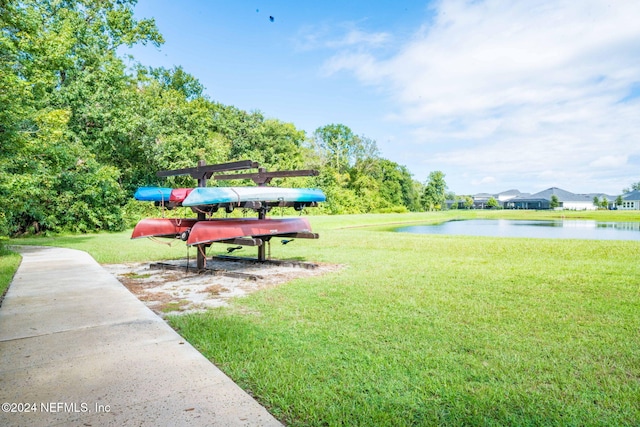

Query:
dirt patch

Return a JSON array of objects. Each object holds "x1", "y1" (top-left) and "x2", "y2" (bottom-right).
[{"x1": 103, "y1": 258, "x2": 341, "y2": 317}]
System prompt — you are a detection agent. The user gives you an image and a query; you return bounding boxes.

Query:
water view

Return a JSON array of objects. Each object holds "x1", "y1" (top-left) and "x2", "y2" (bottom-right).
[{"x1": 396, "y1": 219, "x2": 640, "y2": 241}]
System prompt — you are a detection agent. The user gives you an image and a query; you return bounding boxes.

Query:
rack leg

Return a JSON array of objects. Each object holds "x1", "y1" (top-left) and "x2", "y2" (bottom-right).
[
  {"x1": 257, "y1": 207, "x2": 267, "y2": 262},
  {"x1": 197, "y1": 244, "x2": 205, "y2": 269},
  {"x1": 196, "y1": 159, "x2": 207, "y2": 269}
]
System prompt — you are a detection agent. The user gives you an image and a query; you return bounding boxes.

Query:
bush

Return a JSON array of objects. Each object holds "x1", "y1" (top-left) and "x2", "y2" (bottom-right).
[
  {"x1": 0, "y1": 162, "x2": 126, "y2": 236},
  {"x1": 375, "y1": 206, "x2": 409, "y2": 214}
]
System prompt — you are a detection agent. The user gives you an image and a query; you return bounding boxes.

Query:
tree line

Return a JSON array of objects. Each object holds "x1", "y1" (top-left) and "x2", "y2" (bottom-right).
[{"x1": 0, "y1": 0, "x2": 450, "y2": 236}]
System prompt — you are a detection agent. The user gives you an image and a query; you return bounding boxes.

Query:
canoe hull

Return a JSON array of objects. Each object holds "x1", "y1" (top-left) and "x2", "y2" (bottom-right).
[
  {"x1": 131, "y1": 218, "x2": 199, "y2": 239},
  {"x1": 187, "y1": 218, "x2": 313, "y2": 246}
]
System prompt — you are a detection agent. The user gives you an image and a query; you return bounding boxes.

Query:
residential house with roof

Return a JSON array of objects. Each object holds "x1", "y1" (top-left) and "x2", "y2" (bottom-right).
[
  {"x1": 471, "y1": 192, "x2": 494, "y2": 209},
  {"x1": 506, "y1": 187, "x2": 597, "y2": 210},
  {"x1": 621, "y1": 190, "x2": 640, "y2": 210},
  {"x1": 496, "y1": 189, "x2": 523, "y2": 203},
  {"x1": 453, "y1": 187, "x2": 629, "y2": 210},
  {"x1": 467, "y1": 189, "x2": 523, "y2": 209},
  {"x1": 587, "y1": 193, "x2": 619, "y2": 210}
]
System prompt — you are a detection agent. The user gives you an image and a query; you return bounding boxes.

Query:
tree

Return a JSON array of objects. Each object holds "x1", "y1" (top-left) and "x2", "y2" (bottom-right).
[
  {"x1": 445, "y1": 192, "x2": 457, "y2": 210},
  {"x1": 616, "y1": 195, "x2": 624, "y2": 207},
  {"x1": 0, "y1": 0, "x2": 162, "y2": 234},
  {"x1": 550, "y1": 194, "x2": 560, "y2": 209},
  {"x1": 312, "y1": 124, "x2": 358, "y2": 172},
  {"x1": 0, "y1": 0, "x2": 430, "y2": 231},
  {"x1": 487, "y1": 197, "x2": 499, "y2": 209},
  {"x1": 600, "y1": 197, "x2": 609, "y2": 210},
  {"x1": 148, "y1": 66, "x2": 204, "y2": 100},
  {"x1": 593, "y1": 196, "x2": 600, "y2": 208},
  {"x1": 422, "y1": 171, "x2": 447, "y2": 211},
  {"x1": 463, "y1": 196, "x2": 474, "y2": 209}
]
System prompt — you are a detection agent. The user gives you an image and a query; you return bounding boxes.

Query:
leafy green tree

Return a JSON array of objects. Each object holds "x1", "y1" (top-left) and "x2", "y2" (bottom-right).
[
  {"x1": 312, "y1": 124, "x2": 360, "y2": 172},
  {"x1": 462, "y1": 196, "x2": 472, "y2": 209},
  {"x1": 351, "y1": 158, "x2": 418, "y2": 212},
  {"x1": 393, "y1": 164, "x2": 421, "y2": 211},
  {"x1": 0, "y1": 0, "x2": 435, "y2": 231},
  {"x1": 422, "y1": 171, "x2": 447, "y2": 211},
  {"x1": 600, "y1": 197, "x2": 609, "y2": 209},
  {"x1": 248, "y1": 118, "x2": 306, "y2": 171},
  {"x1": 593, "y1": 196, "x2": 600, "y2": 208},
  {"x1": 463, "y1": 195, "x2": 474, "y2": 209},
  {"x1": 616, "y1": 195, "x2": 624, "y2": 207},
  {"x1": 0, "y1": 0, "x2": 162, "y2": 234},
  {"x1": 550, "y1": 194, "x2": 559, "y2": 209},
  {"x1": 445, "y1": 192, "x2": 457, "y2": 209},
  {"x1": 148, "y1": 65, "x2": 204, "y2": 100},
  {"x1": 487, "y1": 197, "x2": 499, "y2": 209},
  {"x1": 306, "y1": 128, "x2": 422, "y2": 213}
]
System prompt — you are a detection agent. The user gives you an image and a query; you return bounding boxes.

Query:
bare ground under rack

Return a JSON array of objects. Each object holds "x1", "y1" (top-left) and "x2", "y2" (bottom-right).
[{"x1": 103, "y1": 258, "x2": 341, "y2": 317}]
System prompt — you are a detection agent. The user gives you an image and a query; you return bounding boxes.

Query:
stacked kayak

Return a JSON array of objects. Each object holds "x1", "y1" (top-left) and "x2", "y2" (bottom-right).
[
  {"x1": 131, "y1": 217, "x2": 314, "y2": 245},
  {"x1": 182, "y1": 187, "x2": 326, "y2": 206},
  {"x1": 134, "y1": 187, "x2": 193, "y2": 203},
  {"x1": 189, "y1": 218, "x2": 312, "y2": 245},
  {"x1": 131, "y1": 218, "x2": 199, "y2": 240},
  {"x1": 134, "y1": 186, "x2": 325, "y2": 211},
  {"x1": 131, "y1": 186, "x2": 324, "y2": 246},
  {"x1": 134, "y1": 187, "x2": 194, "y2": 210}
]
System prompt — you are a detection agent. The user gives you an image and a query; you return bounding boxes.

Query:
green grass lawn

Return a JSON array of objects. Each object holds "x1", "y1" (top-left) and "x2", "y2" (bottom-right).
[
  {"x1": 5, "y1": 211, "x2": 640, "y2": 425},
  {"x1": 0, "y1": 242, "x2": 21, "y2": 299}
]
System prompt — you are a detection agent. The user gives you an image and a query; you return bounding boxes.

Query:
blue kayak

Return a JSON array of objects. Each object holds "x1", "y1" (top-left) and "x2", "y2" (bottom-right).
[
  {"x1": 134, "y1": 187, "x2": 193, "y2": 202},
  {"x1": 182, "y1": 187, "x2": 326, "y2": 206},
  {"x1": 134, "y1": 187, "x2": 173, "y2": 202}
]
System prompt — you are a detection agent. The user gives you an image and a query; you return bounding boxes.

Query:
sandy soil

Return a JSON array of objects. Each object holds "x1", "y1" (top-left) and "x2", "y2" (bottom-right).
[{"x1": 103, "y1": 258, "x2": 341, "y2": 317}]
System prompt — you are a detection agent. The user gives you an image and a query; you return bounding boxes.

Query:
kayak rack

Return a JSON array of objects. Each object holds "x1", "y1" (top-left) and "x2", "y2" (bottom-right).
[
  {"x1": 148, "y1": 261, "x2": 263, "y2": 281},
  {"x1": 211, "y1": 255, "x2": 318, "y2": 270},
  {"x1": 148, "y1": 253, "x2": 319, "y2": 281},
  {"x1": 156, "y1": 159, "x2": 320, "y2": 268}
]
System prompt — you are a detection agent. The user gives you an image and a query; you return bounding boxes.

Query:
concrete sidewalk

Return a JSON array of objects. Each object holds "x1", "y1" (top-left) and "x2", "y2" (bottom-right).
[{"x1": 0, "y1": 246, "x2": 282, "y2": 427}]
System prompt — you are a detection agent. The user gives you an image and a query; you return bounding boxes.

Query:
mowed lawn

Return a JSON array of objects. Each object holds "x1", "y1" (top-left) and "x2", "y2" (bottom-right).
[
  {"x1": 0, "y1": 243, "x2": 21, "y2": 298},
  {"x1": 7, "y1": 211, "x2": 640, "y2": 426},
  {"x1": 170, "y1": 213, "x2": 640, "y2": 426}
]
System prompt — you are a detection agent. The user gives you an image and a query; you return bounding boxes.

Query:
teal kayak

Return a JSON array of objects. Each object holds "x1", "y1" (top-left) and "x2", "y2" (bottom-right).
[{"x1": 182, "y1": 187, "x2": 326, "y2": 206}]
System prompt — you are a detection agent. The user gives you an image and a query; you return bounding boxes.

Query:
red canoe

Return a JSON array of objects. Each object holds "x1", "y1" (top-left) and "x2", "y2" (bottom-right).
[
  {"x1": 131, "y1": 218, "x2": 199, "y2": 240},
  {"x1": 187, "y1": 218, "x2": 313, "y2": 246}
]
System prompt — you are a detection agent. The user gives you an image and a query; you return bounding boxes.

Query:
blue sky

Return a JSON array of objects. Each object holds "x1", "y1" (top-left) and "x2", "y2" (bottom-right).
[{"x1": 124, "y1": 0, "x2": 640, "y2": 195}]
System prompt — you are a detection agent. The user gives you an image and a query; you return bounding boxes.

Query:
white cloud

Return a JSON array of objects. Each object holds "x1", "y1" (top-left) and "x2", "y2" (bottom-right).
[
  {"x1": 327, "y1": 29, "x2": 390, "y2": 48},
  {"x1": 322, "y1": 0, "x2": 640, "y2": 193},
  {"x1": 294, "y1": 23, "x2": 390, "y2": 52},
  {"x1": 589, "y1": 155, "x2": 628, "y2": 169},
  {"x1": 472, "y1": 176, "x2": 496, "y2": 186},
  {"x1": 322, "y1": 52, "x2": 381, "y2": 82}
]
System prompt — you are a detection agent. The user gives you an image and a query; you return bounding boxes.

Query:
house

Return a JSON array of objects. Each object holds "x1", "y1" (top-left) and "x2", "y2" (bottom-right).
[
  {"x1": 451, "y1": 187, "x2": 628, "y2": 211},
  {"x1": 467, "y1": 190, "x2": 523, "y2": 209},
  {"x1": 471, "y1": 193, "x2": 494, "y2": 209},
  {"x1": 621, "y1": 190, "x2": 640, "y2": 210},
  {"x1": 496, "y1": 189, "x2": 523, "y2": 203},
  {"x1": 587, "y1": 193, "x2": 619, "y2": 210},
  {"x1": 506, "y1": 187, "x2": 597, "y2": 210}
]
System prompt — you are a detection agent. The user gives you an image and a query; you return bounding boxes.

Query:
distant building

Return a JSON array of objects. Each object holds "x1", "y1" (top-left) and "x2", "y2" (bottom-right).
[
  {"x1": 471, "y1": 193, "x2": 494, "y2": 209},
  {"x1": 506, "y1": 187, "x2": 600, "y2": 210},
  {"x1": 496, "y1": 189, "x2": 522, "y2": 203},
  {"x1": 452, "y1": 187, "x2": 627, "y2": 211},
  {"x1": 587, "y1": 193, "x2": 618, "y2": 210},
  {"x1": 621, "y1": 190, "x2": 640, "y2": 210}
]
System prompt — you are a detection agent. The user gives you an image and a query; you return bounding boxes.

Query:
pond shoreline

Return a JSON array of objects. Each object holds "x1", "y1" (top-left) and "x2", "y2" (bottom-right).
[{"x1": 395, "y1": 218, "x2": 640, "y2": 241}]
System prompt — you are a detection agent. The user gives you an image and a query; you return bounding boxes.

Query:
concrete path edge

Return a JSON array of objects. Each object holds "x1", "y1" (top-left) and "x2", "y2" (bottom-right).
[{"x1": 0, "y1": 246, "x2": 282, "y2": 427}]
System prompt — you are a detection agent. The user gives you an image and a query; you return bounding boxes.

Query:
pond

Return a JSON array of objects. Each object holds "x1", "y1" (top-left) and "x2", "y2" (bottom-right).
[{"x1": 395, "y1": 219, "x2": 640, "y2": 241}]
